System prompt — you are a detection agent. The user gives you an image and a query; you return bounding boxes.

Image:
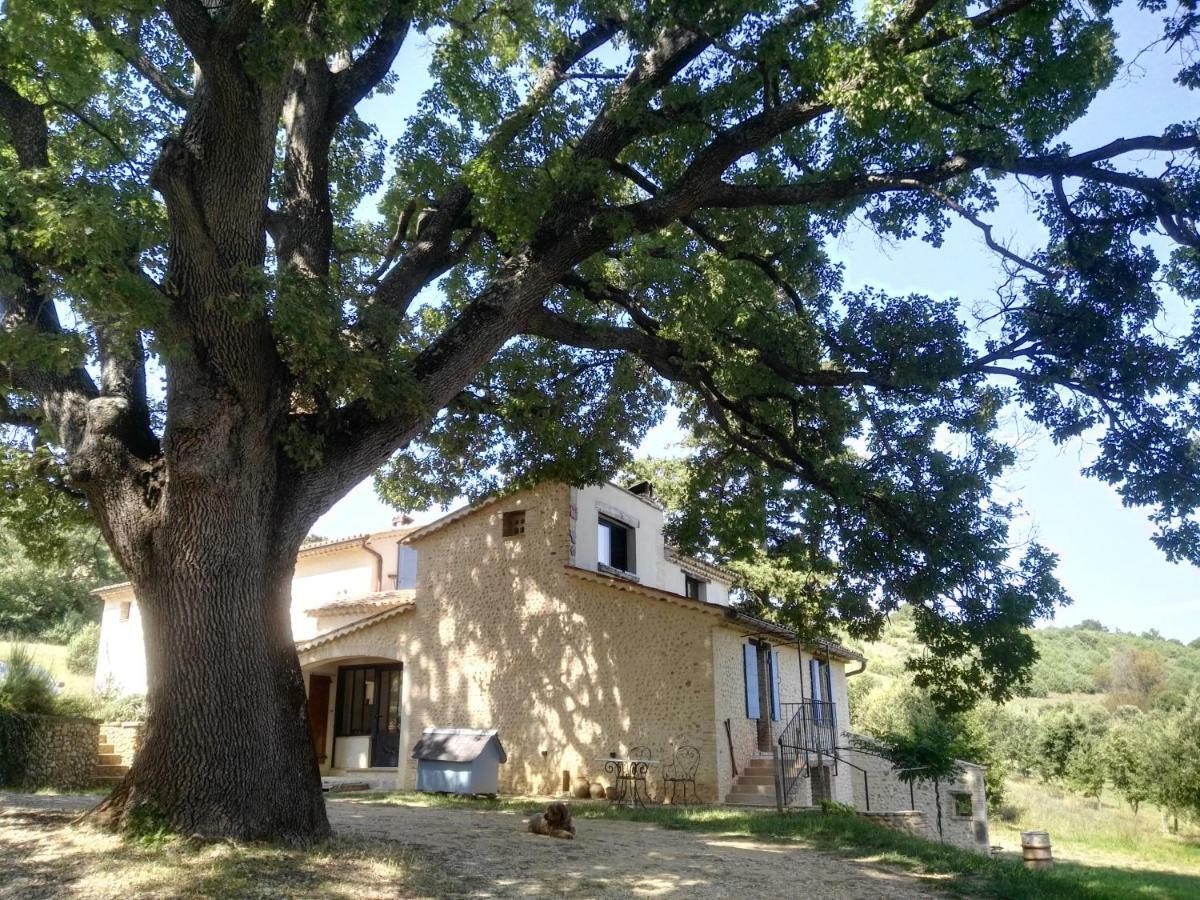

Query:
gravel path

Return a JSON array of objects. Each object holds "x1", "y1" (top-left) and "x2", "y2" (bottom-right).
[
  {"x1": 2, "y1": 792, "x2": 939, "y2": 898},
  {"x1": 329, "y1": 799, "x2": 938, "y2": 898}
]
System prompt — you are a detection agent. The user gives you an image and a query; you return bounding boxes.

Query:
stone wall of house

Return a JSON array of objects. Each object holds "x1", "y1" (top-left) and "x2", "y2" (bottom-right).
[
  {"x1": 301, "y1": 482, "x2": 747, "y2": 802},
  {"x1": 5, "y1": 714, "x2": 100, "y2": 790},
  {"x1": 100, "y1": 721, "x2": 144, "y2": 766},
  {"x1": 841, "y1": 740, "x2": 990, "y2": 853}
]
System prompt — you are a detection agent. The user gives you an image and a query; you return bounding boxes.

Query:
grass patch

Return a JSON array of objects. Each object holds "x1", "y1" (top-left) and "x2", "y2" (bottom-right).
[
  {"x1": 0, "y1": 803, "x2": 465, "y2": 899},
  {"x1": 349, "y1": 791, "x2": 1200, "y2": 899},
  {"x1": 0, "y1": 640, "x2": 94, "y2": 697},
  {"x1": 993, "y1": 776, "x2": 1200, "y2": 874}
]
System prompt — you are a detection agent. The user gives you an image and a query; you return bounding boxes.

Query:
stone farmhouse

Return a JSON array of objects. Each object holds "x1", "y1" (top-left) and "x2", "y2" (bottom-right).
[{"x1": 94, "y1": 480, "x2": 990, "y2": 850}]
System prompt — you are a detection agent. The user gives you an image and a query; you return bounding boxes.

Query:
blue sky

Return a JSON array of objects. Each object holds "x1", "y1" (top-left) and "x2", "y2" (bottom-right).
[{"x1": 317, "y1": 8, "x2": 1200, "y2": 642}]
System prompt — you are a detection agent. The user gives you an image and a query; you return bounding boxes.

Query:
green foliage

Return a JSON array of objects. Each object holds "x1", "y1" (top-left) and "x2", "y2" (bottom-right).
[
  {"x1": 854, "y1": 679, "x2": 1007, "y2": 811},
  {"x1": 0, "y1": 525, "x2": 118, "y2": 640},
  {"x1": 65, "y1": 622, "x2": 99, "y2": 675},
  {"x1": 0, "y1": 644, "x2": 56, "y2": 714},
  {"x1": 1146, "y1": 691, "x2": 1200, "y2": 828},
  {"x1": 1102, "y1": 708, "x2": 1152, "y2": 814},
  {"x1": 1024, "y1": 625, "x2": 1200, "y2": 705}
]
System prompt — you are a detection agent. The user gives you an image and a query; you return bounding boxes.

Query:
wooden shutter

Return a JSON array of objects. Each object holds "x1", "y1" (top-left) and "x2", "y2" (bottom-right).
[
  {"x1": 822, "y1": 662, "x2": 834, "y2": 713},
  {"x1": 743, "y1": 643, "x2": 760, "y2": 719},
  {"x1": 770, "y1": 650, "x2": 782, "y2": 721}
]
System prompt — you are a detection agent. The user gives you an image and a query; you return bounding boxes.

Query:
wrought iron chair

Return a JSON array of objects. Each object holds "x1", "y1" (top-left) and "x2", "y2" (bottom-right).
[
  {"x1": 615, "y1": 745, "x2": 653, "y2": 806},
  {"x1": 662, "y1": 745, "x2": 701, "y2": 805}
]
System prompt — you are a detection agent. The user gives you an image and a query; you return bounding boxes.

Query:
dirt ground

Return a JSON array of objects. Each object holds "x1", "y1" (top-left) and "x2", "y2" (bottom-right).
[{"x1": 1, "y1": 792, "x2": 939, "y2": 898}]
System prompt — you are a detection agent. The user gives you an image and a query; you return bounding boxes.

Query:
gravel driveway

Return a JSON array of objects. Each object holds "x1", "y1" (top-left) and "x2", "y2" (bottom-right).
[
  {"x1": 2, "y1": 792, "x2": 939, "y2": 898},
  {"x1": 326, "y1": 797, "x2": 937, "y2": 898}
]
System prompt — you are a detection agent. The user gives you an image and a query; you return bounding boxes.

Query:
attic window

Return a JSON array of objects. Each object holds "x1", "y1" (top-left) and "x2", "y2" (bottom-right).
[
  {"x1": 502, "y1": 510, "x2": 526, "y2": 538},
  {"x1": 598, "y1": 515, "x2": 634, "y2": 574},
  {"x1": 952, "y1": 792, "x2": 973, "y2": 817},
  {"x1": 119, "y1": 601, "x2": 131, "y2": 622},
  {"x1": 684, "y1": 574, "x2": 706, "y2": 601}
]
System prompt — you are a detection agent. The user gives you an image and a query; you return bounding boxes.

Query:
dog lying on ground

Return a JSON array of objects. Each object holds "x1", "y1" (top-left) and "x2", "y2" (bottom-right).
[{"x1": 527, "y1": 801, "x2": 576, "y2": 839}]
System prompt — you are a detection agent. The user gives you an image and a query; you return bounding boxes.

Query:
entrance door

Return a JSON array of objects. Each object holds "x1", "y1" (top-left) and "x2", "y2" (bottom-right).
[
  {"x1": 371, "y1": 665, "x2": 402, "y2": 768},
  {"x1": 334, "y1": 663, "x2": 403, "y2": 768},
  {"x1": 307, "y1": 674, "x2": 332, "y2": 764}
]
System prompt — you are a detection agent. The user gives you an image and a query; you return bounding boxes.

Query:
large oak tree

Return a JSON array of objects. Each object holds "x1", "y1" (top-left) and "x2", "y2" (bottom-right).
[{"x1": 0, "y1": 0, "x2": 1197, "y2": 842}]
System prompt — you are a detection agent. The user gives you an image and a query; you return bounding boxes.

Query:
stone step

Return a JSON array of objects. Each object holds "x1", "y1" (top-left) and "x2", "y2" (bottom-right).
[
  {"x1": 725, "y1": 793, "x2": 778, "y2": 807},
  {"x1": 97, "y1": 753, "x2": 124, "y2": 766},
  {"x1": 94, "y1": 764, "x2": 129, "y2": 777},
  {"x1": 734, "y1": 774, "x2": 778, "y2": 786},
  {"x1": 727, "y1": 782, "x2": 776, "y2": 797},
  {"x1": 93, "y1": 775, "x2": 124, "y2": 787},
  {"x1": 97, "y1": 743, "x2": 115, "y2": 755}
]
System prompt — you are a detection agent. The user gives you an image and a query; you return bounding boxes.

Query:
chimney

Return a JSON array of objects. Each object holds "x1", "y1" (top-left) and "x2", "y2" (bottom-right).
[{"x1": 628, "y1": 480, "x2": 654, "y2": 498}]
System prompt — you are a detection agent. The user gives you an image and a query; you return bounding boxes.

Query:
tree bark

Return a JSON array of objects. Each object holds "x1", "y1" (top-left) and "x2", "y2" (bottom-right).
[{"x1": 90, "y1": 513, "x2": 328, "y2": 843}]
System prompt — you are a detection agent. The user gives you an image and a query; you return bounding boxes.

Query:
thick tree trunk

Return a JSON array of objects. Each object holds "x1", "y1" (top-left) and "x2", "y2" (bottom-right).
[{"x1": 88, "y1": 431, "x2": 329, "y2": 843}]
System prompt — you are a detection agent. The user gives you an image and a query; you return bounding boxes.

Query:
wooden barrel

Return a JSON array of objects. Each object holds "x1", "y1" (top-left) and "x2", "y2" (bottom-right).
[{"x1": 1021, "y1": 831, "x2": 1053, "y2": 869}]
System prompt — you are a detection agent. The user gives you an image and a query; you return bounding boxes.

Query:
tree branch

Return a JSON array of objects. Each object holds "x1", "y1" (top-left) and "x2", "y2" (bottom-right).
[
  {"x1": 87, "y1": 15, "x2": 193, "y2": 109},
  {"x1": 330, "y1": 3, "x2": 414, "y2": 121}
]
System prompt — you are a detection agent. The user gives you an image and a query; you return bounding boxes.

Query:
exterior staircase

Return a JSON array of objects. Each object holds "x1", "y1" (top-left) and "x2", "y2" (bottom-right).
[
  {"x1": 725, "y1": 753, "x2": 783, "y2": 807},
  {"x1": 94, "y1": 731, "x2": 130, "y2": 788}
]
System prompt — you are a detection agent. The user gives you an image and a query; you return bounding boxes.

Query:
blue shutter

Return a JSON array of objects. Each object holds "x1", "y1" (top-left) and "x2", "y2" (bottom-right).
[
  {"x1": 770, "y1": 650, "x2": 782, "y2": 721},
  {"x1": 743, "y1": 643, "x2": 760, "y2": 719},
  {"x1": 397, "y1": 546, "x2": 418, "y2": 589},
  {"x1": 822, "y1": 662, "x2": 834, "y2": 721}
]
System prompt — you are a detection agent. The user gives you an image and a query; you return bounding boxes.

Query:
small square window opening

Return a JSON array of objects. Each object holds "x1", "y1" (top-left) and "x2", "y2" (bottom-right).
[
  {"x1": 684, "y1": 574, "x2": 706, "y2": 601},
  {"x1": 502, "y1": 510, "x2": 526, "y2": 537},
  {"x1": 119, "y1": 601, "x2": 132, "y2": 622},
  {"x1": 952, "y1": 792, "x2": 973, "y2": 817}
]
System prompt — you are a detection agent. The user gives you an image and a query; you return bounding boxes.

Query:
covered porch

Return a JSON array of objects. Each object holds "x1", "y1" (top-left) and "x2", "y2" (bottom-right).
[{"x1": 296, "y1": 595, "x2": 415, "y2": 790}]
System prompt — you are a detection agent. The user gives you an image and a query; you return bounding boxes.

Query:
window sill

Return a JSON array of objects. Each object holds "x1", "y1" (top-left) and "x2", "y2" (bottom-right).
[{"x1": 597, "y1": 562, "x2": 639, "y2": 582}]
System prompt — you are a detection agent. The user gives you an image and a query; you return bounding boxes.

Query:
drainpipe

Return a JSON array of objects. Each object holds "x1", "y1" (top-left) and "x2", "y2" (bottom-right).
[{"x1": 362, "y1": 540, "x2": 384, "y2": 592}]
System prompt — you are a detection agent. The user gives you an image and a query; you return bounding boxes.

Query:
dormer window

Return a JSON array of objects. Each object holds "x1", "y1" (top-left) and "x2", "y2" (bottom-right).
[
  {"x1": 597, "y1": 515, "x2": 635, "y2": 574},
  {"x1": 684, "y1": 574, "x2": 706, "y2": 601}
]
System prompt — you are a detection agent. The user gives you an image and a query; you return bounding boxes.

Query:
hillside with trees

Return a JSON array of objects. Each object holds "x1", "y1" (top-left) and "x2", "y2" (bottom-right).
[{"x1": 848, "y1": 610, "x2": 1200, "y2": 834}]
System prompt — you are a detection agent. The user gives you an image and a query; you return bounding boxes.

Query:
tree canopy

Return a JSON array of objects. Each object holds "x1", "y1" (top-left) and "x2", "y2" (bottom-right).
[{"x1": 0, "y1": 0, "x2": 1198, "y2": 838}]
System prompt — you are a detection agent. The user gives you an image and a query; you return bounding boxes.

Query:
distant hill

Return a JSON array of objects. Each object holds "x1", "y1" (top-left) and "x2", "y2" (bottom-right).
[{"x1": 848, "y1": 608, "x2": 1200, "y2": 709}]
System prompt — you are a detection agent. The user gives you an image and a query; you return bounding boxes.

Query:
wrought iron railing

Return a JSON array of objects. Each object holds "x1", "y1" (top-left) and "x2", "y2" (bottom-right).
[{"x1": 775, "y1": 699, "x2": 838, "y2": 806}]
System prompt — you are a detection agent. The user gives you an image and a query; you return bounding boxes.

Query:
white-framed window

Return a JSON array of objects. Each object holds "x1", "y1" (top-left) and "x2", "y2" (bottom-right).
[
  {"x1": 597, "y1": 515, "x2": 634, "y2": 574},
  {"x1": 684, "y1": 574, "x2": 706, "y2": 601}
]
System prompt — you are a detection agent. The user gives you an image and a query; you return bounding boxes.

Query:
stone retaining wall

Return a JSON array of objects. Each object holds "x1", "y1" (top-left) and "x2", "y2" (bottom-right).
[
  {"x1": 859, "y1": 810, "x2": 928, "y2": 839},
  {"x1": 7, "y1": 715, "x2": 100, "y2": 790}
]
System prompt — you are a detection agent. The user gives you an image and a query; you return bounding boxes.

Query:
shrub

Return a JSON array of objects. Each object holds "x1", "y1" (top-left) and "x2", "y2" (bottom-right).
[
  {"x1": 91, "y1": 683, "x2": 147, "y2": 721},
  {"x1": 66, "y1": 622, "x2": 100, "y2": 675},
  {"x1": 0, "y1": 645, "x2": 57, "y2": 715}
]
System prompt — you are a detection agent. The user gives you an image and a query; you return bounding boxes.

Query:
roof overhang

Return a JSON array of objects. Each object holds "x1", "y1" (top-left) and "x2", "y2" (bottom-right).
[{"x1": 295, "y1": 600, "x2": 415, "y2": 653}]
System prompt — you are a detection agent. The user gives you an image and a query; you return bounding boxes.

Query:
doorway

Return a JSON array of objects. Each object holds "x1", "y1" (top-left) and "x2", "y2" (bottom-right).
[
  {"x1": 307, "y1": 674, "x2": 332, "y2": 764},
  {"x1": 334, "y1": 663, "x2": 403, "y2": 768}
]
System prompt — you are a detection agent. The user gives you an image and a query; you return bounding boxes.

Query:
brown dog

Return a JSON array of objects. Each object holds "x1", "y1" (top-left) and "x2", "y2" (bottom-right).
[{"x1": 527, "y1": 801, "x2": 576, "y2": 839}]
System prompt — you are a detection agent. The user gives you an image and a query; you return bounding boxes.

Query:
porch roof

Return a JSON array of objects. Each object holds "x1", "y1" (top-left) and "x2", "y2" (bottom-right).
[
  {"x1": 295, "y1": 599, "x2": 415, "y2": 652},
  {"x1": 304, "y1": 589, "x2": 415, "y2": 617}
]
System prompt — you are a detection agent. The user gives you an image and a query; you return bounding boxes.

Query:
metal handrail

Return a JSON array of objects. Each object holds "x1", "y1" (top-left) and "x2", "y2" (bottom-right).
[{"x1": 775, "y1": 699, "x2": 838, "y2": 805}]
